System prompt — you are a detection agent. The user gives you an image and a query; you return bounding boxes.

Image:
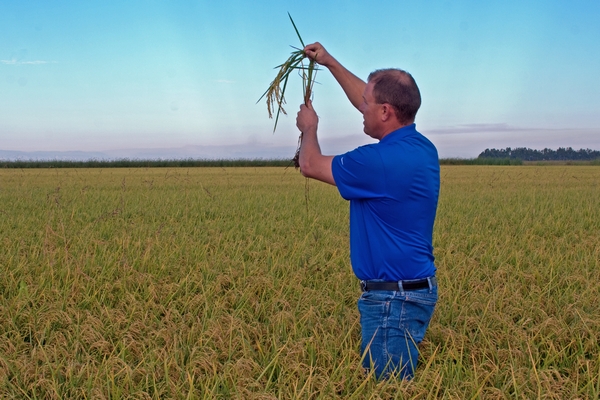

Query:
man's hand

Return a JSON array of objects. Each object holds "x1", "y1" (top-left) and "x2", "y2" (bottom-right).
[
  {"x1": 296, "y1": 100, "x2": 319, "y2": 135},
  {"x1": 304, "y1": 42, "x2": 335, "y2": 68}
]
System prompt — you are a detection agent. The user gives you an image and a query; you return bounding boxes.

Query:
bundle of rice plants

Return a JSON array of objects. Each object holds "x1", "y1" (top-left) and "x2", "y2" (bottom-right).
[{"x1": 258, "y1": 14, "x2": 318, "y2": 167}]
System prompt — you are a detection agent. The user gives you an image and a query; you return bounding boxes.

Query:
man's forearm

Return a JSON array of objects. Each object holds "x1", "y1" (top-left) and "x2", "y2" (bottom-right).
[
  {"x1": 326, "y1": 59, "x2": 366, "y2": 110},
  {"x1": 298, "y1": 129, "x2": 335, "y2": 185}
]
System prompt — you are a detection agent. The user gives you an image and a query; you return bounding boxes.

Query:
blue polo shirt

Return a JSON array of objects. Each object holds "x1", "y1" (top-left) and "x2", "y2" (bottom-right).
[{"x1": 331, "y1": 124, "x2": 440, "y2": 281}]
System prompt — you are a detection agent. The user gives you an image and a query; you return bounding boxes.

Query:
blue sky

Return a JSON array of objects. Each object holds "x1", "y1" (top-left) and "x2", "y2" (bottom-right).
[{"x1": 1, "y1": 0, "x2": 599, "y2": 159}]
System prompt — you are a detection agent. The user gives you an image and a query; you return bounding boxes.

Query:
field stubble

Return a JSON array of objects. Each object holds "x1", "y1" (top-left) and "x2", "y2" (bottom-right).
[{"x1": 0, "y1": 166, "x2": 598, "y2": 399}]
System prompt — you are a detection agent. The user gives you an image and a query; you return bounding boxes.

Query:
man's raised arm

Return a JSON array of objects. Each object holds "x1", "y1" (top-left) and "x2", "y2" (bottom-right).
[{"x1": 304, "y1": 42, "x2": 366, "y2": 110}]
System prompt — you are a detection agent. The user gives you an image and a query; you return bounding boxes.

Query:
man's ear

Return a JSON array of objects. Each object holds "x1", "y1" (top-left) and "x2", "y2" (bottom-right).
[{"x1": 380, "y1": 103, "x2": 393, "y2": 122}]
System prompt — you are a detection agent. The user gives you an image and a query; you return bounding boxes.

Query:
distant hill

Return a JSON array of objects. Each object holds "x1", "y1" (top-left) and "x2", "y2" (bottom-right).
[{"x1": 478, "y1": 147, "x2": 600, "y2": 161}]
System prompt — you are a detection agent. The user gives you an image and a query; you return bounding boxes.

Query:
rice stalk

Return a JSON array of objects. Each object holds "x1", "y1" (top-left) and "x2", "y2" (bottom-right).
[{"x1": 258, "y1": 14, "x2": 319, "y2": 169}]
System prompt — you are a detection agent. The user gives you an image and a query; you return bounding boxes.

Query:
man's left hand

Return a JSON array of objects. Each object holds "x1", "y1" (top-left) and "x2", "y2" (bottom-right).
[{"x1": 296, "y1": 100, "x2": 319, "y2": 135}]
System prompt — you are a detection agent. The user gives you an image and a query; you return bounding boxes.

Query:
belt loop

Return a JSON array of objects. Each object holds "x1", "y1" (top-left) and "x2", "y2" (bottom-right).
[
  {"x1": 427, "y1": 276, "x2": 432, "y2": 292},
  {"x1": 397, "y1": 280, "x2": 404, "y2": 293}
]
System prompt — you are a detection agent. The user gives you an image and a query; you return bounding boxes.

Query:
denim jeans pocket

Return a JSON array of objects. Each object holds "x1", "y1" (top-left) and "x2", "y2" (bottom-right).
[
  {"x1": 404, "y1": 287, "x2": 438, "y2": 305},
  {"x1": 399, "y1": 289, "x2": 437, "y2": 340}
]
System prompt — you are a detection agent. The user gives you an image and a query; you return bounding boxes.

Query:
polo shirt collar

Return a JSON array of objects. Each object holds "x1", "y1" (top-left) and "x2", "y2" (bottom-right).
[{"x1": 380, "y1": 123, "x2": 417, "y2": 143}]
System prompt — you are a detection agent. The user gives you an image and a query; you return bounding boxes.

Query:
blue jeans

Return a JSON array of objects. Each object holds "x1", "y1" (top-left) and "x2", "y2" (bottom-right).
[{"x1": 358, "y1": 277, "x2": 437, "y2": 380}]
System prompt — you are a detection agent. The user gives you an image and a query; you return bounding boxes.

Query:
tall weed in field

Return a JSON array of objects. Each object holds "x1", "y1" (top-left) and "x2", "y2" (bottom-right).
[{"x1": 0, "y1": 166, "x2": 599, "y2": 398}]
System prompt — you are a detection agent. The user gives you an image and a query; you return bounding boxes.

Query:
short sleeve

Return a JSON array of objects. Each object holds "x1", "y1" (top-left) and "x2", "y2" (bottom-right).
[{"x1": 332, "y1": 145, "x2": 386, "y2": 200}]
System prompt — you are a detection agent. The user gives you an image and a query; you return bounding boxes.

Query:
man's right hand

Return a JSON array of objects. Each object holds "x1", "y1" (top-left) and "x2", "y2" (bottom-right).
[{"x1": 304, "y1": 42, "x2": 335, "y2": 68}]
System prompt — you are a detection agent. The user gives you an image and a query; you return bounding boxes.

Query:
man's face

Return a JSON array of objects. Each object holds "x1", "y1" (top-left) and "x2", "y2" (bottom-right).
[{"x1": 358, "y1": 81, "x2": 383, "y2": 139}]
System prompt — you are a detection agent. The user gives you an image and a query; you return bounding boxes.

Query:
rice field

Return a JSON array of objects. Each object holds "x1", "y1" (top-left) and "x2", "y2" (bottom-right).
[{"x1": 0, "y1": 166, "x2": 599, "y2": 399}]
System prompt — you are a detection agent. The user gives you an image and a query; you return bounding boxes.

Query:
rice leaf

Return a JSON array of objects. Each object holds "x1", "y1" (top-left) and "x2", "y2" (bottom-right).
[{"x1": 288, "y1": 13, "x2": 305, "y2": 48}]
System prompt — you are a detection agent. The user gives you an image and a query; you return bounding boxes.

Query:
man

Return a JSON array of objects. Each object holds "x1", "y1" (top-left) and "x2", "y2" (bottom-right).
[{"x1": 296, "y1": 42, "x2": 440, "y2": 380}]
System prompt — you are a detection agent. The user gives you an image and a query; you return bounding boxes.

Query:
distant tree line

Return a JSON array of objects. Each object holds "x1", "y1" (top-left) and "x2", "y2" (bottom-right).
[
  {"x1": 478, "y1": 147, "x2": 600, "y2": 161},
  {"x1": 440, "y1": 157, "x2": 522, "y2": 165}
]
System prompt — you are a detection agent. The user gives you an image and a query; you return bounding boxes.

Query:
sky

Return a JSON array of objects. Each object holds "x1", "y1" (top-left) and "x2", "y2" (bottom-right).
[{"x1": 1, "y1": 0, "x2": 599, "y2": 160}]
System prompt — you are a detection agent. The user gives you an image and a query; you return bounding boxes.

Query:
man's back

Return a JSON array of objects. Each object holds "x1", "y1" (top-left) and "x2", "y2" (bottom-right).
[{"x1": 332, "y1": 123, "x2": 440, "y2": 280}]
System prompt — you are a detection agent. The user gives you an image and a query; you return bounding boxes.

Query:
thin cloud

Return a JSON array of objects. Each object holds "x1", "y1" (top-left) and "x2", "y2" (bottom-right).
[
  {"x1": 216, "y1": 79, "x2": 235, "y2": 84},
  {"x1": 1, "y1": 60, "x2": 57, "y2": 65},
  {"x1": 426, "y1": 124, "x2": 513, "y2": 135},
  {"x1": 424, "y1": 124, "x2": 585, "y2": 135}
]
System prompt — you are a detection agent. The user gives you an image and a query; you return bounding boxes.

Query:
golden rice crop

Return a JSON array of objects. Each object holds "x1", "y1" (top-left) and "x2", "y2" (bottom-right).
[{"x1": 0, "y1": 166, "x2": 598, "y2": 398}]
